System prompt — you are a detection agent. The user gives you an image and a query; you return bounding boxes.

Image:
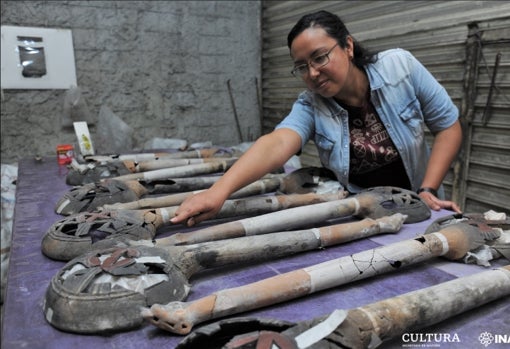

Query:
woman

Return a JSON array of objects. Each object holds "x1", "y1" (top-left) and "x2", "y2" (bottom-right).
[{"x1": 172, "y1": 10, "x2": 462, "y2": 227}]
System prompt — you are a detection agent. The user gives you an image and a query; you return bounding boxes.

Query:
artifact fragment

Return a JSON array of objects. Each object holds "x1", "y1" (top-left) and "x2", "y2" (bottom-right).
[
  {"x1": 425, "y1": 211, "x2": 510, "y2": 265},
  {"x1": 142, "y1": 222, "x2": 505, "y2": 335},
  {"x1": 425, "y1": 212, "x2": 510, "y2": 235},
  {"x1": 176, "y1": 265, "x2": 510, "y2": 349},
  {"x1": 43, "y1": 214, "x2": 406, "y2": 333},
  {"x1": 82, "y1": 148, "x2": 224, "y2": 164},
  {"x1": 51, "y1": 186, "x2": 425, "y2": 259},
  {"x1": 55, "y1": 174, "x2": 285, "y2": 216},
  {"x1": 55, "y1": 166, "x2": 339, "y2": 215},
  {"x1": 42, "y1": 191, "x2": 348, "y2": 261},
  {"x1": 67, "y1": 157, "x2": 234, "y2": 186},
  {"x1": 102, "y1": 167, "x2": 344, "y2": 210},
  {"x1": 161, "y1": 186, "x2": 430, "y2": 247}
]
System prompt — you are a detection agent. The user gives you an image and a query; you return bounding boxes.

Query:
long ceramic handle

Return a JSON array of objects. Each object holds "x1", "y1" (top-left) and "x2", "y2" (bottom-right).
[
  {"x1": 84, "y1": 148, "x2": 222, "y2": 162},
  {"x1": 144, "y1": 230, "x2": 452, "y2": 335},
  {"x1": 165, "y1": 196, "x2": 362, "y2": 245},
  {"x1": 156, "y1": 191, "x2": 349, "y2": 225},
  {"x1": 126, "y1": 157, "x2": 232, "y2": 172},
  {"x1": 209, "y1": 266, "x2": 510, "y2": 348},
  {"x1": 184, "y1": 214, "x2": 406, "y2": 274},
  {"x1": 103, "y1": 176, "x2": 285, "y2": 210},
  {"x1": 110, "y1": 191, "x2": 350, "y2": 231},
  {"x1": 355, "y1": 265, "x2": 510, "y2": 345},
  {"x1": 146, "y1": 175, "x2": 222, "y2": 195},
  {"x1": 113, "y1": 158, "x2": 237, "y2": 181}
]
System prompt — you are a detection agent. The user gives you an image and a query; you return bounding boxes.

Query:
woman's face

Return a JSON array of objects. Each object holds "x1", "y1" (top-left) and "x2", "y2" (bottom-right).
[{"x1": 290, "y1": 27, "x2": 354, "y2": 99}]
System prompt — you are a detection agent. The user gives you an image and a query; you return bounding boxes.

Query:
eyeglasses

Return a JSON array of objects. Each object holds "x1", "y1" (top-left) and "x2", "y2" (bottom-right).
[{"x1": 291, "y1": 43, "x2": 339, "y2": 77}]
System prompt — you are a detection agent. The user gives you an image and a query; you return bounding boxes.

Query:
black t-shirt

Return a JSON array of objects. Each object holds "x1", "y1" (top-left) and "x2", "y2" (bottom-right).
[{"x1": 342, "y1": 100, "x2": 411, "y2": 190}]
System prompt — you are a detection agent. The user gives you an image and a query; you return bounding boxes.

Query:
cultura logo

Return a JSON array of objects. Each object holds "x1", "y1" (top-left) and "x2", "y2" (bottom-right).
[
  {"x1": 401, "y1": 332, "x2": 460, "y2": 344},
  {"x1": 479, "y1": 332, "x2": 494, "y2": 347}
]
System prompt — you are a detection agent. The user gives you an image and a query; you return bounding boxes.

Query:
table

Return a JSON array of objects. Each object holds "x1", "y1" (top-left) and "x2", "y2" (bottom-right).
[{"x1": 1, "y1": 157, "x2": 508, "y2": 349}]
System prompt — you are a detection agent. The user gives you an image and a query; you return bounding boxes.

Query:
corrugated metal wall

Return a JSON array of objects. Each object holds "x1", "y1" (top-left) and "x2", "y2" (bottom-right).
[
  {"x1": 261, "y1": 0, "x2": 510, "y2": 213},
  {"x1": 456, "y1": 20, "x2": 510, "y2": 212}
]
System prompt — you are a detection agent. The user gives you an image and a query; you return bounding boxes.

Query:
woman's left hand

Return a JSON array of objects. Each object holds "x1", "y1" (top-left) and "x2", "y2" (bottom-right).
[{"x1": 418, "y1": 191, "x2": 462, "y2": 214}]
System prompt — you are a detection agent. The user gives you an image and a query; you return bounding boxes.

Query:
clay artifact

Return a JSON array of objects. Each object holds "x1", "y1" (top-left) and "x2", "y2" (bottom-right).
[
  {"x1": 55, "y1": 174, "x2": 284, "y2": 216},
  {"x1": 42, "y1": 190, "x2": 348, "y2": 261},
  {"x1": 100, "y1": 186, "x2": 429, "y2": 253},
  {"x1": 142, "y1": 221, "x2": 506, "y2": 335},
  {"x1": 155, "y1": 186, "x2": 430, "y2": 247},
  {"x1": 54, "y1": 166, "x2": 339, "y2": 215},
  {"x1": 43, "y1": 214, "x2": 406, "y2": 333},
  {"x1": 43, "y1": 187, "x2": 429, "y2": 333},
  {"x1": 175, "y1": 265, "x2": 510, "y2": 349},
  {"x1": 67, "y1": 156, "x2": 236, "y2": 186},
  {"x1": 82, "y1": 148, "x2": 225, "y2": 163},
  {"x1": 44, "y1": 185, "x2": 423, "y2": 260},
  {"x1": 102, "y1": 167, "x2": 342, "y2": 211},
  {"x1": 55, "y1": 159, "x2": 240, "y2": 215},
  {"x1": 68, "y1": 176, "x2": 224, "y2": 211},
  {"x1": 424, "y1": 212, "x2": 510, "y2": 235}
]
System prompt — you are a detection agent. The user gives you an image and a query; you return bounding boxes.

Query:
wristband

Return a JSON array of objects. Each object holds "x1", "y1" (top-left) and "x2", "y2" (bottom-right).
[{"x1": 417, "y1": 187, "x2": 437, "y2": 197}]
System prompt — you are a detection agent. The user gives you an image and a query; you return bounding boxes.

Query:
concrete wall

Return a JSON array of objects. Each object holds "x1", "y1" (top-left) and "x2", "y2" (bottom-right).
[{"x1": 0, "y1": 1, "x2": 261, "y2": 163}]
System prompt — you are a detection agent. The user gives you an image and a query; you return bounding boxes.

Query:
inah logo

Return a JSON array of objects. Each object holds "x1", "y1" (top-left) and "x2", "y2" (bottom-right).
[
  {"x1": 479, "y1": 332, "x2": 494, "y2": 347},
  {"x1": 495, "y1": 334, "x2": 510, "y2": 344}
]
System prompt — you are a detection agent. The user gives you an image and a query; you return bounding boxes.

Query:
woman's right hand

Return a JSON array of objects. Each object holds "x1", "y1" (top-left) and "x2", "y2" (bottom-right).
[
  {"x1": 170, "y1": 129, "x2": 302, "y2": 227},
  {"x1": 170, "y1": 189, "x2": 227, "y2": 226}
]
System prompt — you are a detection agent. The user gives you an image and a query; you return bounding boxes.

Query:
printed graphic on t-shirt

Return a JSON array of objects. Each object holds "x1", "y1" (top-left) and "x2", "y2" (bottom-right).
[{"x1": 348, "y1": 104, "x2": 399, "y2": 175}]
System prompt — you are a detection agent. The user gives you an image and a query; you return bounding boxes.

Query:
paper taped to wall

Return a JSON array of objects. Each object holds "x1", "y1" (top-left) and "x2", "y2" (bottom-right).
[{"x1": 73, "y1": 121, "x2": 95, "y2": 156}]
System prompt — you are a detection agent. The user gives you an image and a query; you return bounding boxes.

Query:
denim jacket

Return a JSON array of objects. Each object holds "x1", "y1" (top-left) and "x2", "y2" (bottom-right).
[{"x1": 276, "y1": 48, "x2": 459, "y2": 196}]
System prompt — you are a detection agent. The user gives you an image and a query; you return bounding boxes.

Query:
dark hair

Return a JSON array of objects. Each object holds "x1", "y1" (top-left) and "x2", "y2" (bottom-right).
[{"x1": 287, "y1": 10, "x2": 377, "y2": 69}]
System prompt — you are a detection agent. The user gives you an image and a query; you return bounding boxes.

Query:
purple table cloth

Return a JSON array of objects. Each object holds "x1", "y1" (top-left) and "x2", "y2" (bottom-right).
[{"x1": 1, "y1": 157, "x2": 508, "y2": 349}]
